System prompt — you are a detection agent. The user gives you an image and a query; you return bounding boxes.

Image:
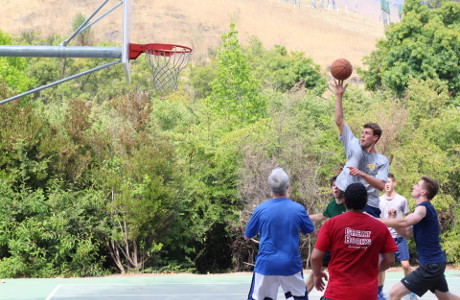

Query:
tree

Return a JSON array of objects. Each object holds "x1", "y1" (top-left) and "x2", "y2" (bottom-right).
[
  {"x1": 247, "y1": 38, "x2": 327, "y2": 95},
  {"x1": 95, "y1": 93, "x2": 181, "y2": 273},
  {"x1": 360, "y1": 0, "x2": 460, "y2": 97},
  {"x1": 71, "y1": 12, "x2": 94, "y2": 46},
  {"x1": 0, "y1": 30, "x2": 36, "y2": 98},
  {"x1": 209, "y1": 23, "x2": 267, "y2": 124}
]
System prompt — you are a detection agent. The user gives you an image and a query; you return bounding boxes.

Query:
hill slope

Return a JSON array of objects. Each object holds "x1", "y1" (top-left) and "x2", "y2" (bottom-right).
[{"x1": 0, "y1": 0, "x2": 386, "y2": 69}]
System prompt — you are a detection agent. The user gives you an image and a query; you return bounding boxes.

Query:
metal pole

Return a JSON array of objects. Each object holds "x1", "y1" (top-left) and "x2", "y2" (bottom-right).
[
  {"x1": 75, "y1": 1, "x2": 124, "y2": 43},
  {"x1": 61, "y1": 0, "x2": 110, "y2": 46},
  {"x1": 0, "y1": 60, "x2": 121, "y2": 105},
  {"x1": 61, "y1": 0, "x2": 124, "y2": 47},
  {"x1": 0, "y1": 46, "x2": 122, "y2": 59}
]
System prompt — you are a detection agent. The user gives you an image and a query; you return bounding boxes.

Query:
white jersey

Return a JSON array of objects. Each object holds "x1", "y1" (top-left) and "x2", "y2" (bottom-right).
[{"x1": 379, "y1": 193, "x2": 409, "y2": 238}]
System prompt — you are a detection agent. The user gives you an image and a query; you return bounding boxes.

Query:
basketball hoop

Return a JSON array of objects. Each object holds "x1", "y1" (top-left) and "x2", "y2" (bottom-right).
[
  {"x1": 0, "y1": 1, "x2": 195, "y2": 104},
  {"x1": 129, "y1": 43, "x2": 192, "y2": 96}
]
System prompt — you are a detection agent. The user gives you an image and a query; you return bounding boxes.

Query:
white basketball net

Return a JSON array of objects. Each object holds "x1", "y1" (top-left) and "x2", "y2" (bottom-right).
[{"x1": 145, "y1": 46, "x2": 192, "y2": 96}]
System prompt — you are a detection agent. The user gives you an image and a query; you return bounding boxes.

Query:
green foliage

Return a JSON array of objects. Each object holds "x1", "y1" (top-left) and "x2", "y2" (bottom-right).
[
  {"x1": 0, "y1": 18, "x2": 459, "y2": 278},
  {"x1": 32, "y1": 55, "x2": 132, "y2": 104},
  {"x1": 247, "y1": 38, "x2": 327, "y2": 94},
  {"x1": 26, "y1": 58, "x2": 61, "y2": 87},
  {"x1": 71, "y1": 12, "x2": 94, "y2": 46},
  {"x1": 191, "y1": 34, "x2": 327, "y2": 101},
  {"x1": 360, "y1": 0, "x2": 460, "y2": 96},
  {"x1": 0, "y1": 183, "x2": 107, "y2": 277},
  {"x1": 0, "y1": 102, "x2": 50, "y2": 188},
  {"x1": 190, "y1": 64, "x2": 215, "y2": 99},
  {"x1": 209, "y1": 23, "x2": 267, "y2": 124},
  {"x1": 0, "y1": 31, "x2": 36, "y2": 97}
]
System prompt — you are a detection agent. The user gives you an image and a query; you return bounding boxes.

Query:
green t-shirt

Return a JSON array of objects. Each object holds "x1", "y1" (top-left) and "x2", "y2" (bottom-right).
[{"x1": 322, "y1": 199, "x2": 346, "y2": 218}]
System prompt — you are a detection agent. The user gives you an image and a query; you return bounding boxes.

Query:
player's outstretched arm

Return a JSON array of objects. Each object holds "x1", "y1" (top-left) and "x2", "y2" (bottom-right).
[
  {"x1": 332, "y1": 79, "x2": 348, "y2": 135},
  {"x1": 393, "y1": 226, "x2": 413, "y2": 239},
  {"x1": 309, "y1": 213, "x2": 327, "y2": 223},
  {"x1": 381, "y1": 206, "x2": 426, "y2": 238}
]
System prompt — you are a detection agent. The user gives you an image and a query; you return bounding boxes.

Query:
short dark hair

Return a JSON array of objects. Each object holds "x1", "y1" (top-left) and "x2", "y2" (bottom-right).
[
  {"x1": 344, "y1": 183, "x2": 367, "y2": 210},
  {"x1": 388, "y1": 173, "x2": 395, "y2": 181},
  {"x1": 329, "y1": 176, "x2": 338, "y2": 187},
  {"x1": 364, "y1": 122, "x2": 382, "y2": 142},
  {"x1": 421, "y1": 176, "x2": 439, "y2": 200}
]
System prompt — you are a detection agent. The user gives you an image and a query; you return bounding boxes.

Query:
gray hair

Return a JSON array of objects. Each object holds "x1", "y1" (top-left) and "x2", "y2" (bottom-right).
[{"x1": 268, "y1": 168, "x2": 289, "y2": 195}]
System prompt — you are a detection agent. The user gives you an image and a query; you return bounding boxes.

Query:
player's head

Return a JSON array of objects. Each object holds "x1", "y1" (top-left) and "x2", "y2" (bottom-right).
[
  {"x1": 329, "y1": 176, "x2": 343, "y2": 199},
  {"x1": 268, "y1": 168, "x2": 289, "y2": 196},
  {"x1": 361, "y1": 122, "x2": 382, "y2": 147},
  {"x1": 329, "y1": 176, "x2": 338, "y2": 187},
  {"x1": 413, "y1": 176, "x2": 439, "y2": 200},
  {"x1": 344, "y1": 183, "x2": 367, "y2": 210},
  {"x1": 385, "y1": 173, "x2": 396, "y2": 192}
]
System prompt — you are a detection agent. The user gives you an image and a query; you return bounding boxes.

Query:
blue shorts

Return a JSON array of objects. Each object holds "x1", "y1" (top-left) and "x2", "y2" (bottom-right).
[
  {"x1": 364, "y1": 204, "x2": 381, "y2": 218},
  {"x1": 394, "y1": 237, "x2": 410, "y2": 262}
]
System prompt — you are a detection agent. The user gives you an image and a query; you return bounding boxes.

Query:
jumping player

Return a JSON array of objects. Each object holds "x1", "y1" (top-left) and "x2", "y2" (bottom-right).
[{"x1": 332, "y1": 80, "x2": 389, "y2": 217}]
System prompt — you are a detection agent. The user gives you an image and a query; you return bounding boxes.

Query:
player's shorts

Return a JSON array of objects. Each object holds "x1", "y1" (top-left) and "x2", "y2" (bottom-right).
[
  {"x1": 401, "y1": 262, "x2": 449, "y2": 297},
  {"x1": 364, "y1": 204, "x2": 381, "y2": 218},
  {"x1": 322, "y1": 250, "x2": 331, "y2": 267},
  {"x1": 247, "y1": 271, "x2": 308, "y2": 300},
  {"x1": 394, "y1": 237, "x2": 410, "y2": 262}
]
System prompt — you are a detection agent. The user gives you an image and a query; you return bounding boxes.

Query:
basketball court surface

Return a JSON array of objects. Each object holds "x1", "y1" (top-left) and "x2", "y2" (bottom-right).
[{"x1": 1, "y1": 270, "x2": 460, "y2": 299}]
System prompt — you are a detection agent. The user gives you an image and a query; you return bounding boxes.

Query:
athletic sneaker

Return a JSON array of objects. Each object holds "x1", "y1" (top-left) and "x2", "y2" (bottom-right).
[
  {"x1": 402, "y1": 293, "x2": 418, "y2": 300},
  {"x1": 409, "y1": 292, "x2": 418, "y2": 300},
  {"x1": 377, "y1": 289, "x2": 387, "y2": 300}
]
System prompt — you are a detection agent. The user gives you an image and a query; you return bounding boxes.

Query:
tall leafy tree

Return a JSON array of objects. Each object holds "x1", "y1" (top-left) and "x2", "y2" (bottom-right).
[
  {"x1": 71, "y1": 12, "x2": 94, "y2": 46},
  {"x1": 247, "y1": 38, "x2": 327, "y2": 94},
  {"x1": 209, "y1": 23, "x2": 267, "y2": 124},
  {"x1": 360, "y1": 0, "x2": 460, "y2": 96}
]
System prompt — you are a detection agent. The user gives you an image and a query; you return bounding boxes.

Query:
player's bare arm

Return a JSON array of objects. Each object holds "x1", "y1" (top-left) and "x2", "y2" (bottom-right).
[
  {"x1": 311, "y1": 248, "x2": 328, "y2": 291},
  {"x1": 381, "y1": 206, "x2": 427, "y2": 238},
  {"x1": 394, "y1": 225, "x2": 413, "y2": 239},
  {"x1": 333, "y1": 79, "x2": 348, "y2": 135},
  {"x1": 379, "y1": 252, "x2": 395, "y2": 272},
  {"x1": 309, "y1": 213, "x2": 327, "y2": 223},
  {"x1": 347, "y1": 166, "x2": 385, "y2": 191}
]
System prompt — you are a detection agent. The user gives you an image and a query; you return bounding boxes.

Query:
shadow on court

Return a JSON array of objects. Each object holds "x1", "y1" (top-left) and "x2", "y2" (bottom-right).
[{"x1": 1, "y1": 270, "x2": 460, "y2": 300}]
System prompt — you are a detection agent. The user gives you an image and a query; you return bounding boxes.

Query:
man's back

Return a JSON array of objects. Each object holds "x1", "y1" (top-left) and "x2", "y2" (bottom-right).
[
  {"x1": 245, "y1": 197, "x2": 314, "y2": 275},
  {"x1": 315, "y1": 212, "x2": 397, "y2": 299}
]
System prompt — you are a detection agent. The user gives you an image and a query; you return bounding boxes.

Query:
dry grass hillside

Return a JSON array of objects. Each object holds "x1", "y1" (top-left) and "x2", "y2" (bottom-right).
[{"x1": 0, "y1": 0, "x2": 387, "y2": 71}]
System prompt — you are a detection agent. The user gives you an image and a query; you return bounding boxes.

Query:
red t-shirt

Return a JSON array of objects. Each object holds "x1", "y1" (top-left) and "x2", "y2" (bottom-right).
[{"x1": 315, "y1": 212, "x2": 398, "y2": 300}]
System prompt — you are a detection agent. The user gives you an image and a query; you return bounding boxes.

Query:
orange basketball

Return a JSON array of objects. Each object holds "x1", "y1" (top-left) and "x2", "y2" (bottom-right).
[{"x1": 330, "y1": 58, "x2": 353, "y2": 80}]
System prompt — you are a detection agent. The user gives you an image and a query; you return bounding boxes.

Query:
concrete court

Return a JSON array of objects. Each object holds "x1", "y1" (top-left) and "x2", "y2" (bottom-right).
[{"x1": 1, "y1": 270, "x2": 460, "y2": 300}]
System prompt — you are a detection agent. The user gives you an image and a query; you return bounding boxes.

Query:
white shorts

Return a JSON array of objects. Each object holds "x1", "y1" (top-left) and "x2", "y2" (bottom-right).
[{"x1": 248, "y1": 271, "x2": 308, "y2": 300}]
